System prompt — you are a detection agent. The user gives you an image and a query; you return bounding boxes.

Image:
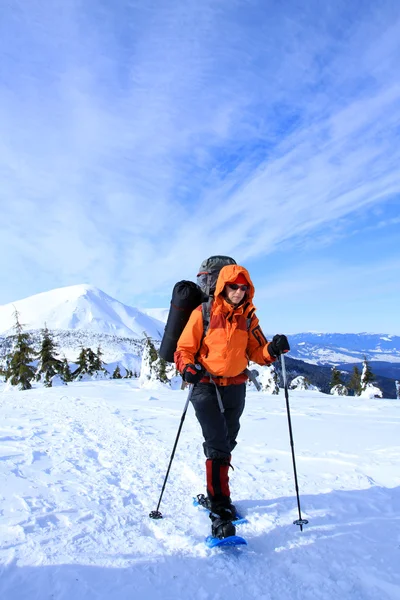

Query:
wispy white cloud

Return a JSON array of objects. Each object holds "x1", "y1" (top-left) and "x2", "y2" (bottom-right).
[{"x1": 1, "y1": 0, "x2": 400, "y2": 311}]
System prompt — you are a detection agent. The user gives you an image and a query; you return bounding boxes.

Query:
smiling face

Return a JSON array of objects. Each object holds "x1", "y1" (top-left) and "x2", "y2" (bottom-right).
[{"x1": 225, "y1": 282, "x2": 248, "y2": 305}]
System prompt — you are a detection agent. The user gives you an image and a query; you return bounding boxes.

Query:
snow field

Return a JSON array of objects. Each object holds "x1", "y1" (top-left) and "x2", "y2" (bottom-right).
[{"x1": 0, "y1": 380, "x2": 399, "y2": 600}]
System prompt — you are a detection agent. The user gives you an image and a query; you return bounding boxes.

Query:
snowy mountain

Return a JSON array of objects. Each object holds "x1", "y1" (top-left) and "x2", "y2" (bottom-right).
[
  {"x1": 287, "y1": 332, "x2": 400, "y2": 365},
  {"x1": 141, "y1": 307, "x2": 170, "y2": 323},
  {"x1": 0, "y1": 284, "x2": 165, "y2": 340}
]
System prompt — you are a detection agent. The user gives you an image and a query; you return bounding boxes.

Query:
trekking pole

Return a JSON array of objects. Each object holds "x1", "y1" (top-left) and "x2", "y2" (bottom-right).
[
  {"x1": 280, "y1": 353, "x2": 309, "y2": 531},
  {"x1": 149, "y1": 384, "x2": 194, "y2": 519}
]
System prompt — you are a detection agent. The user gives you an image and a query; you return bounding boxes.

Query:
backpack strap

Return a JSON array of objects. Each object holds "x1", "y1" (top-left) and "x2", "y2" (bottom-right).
[
  {"x1": 202, "y1": 297, "x2": 213, "y2": 337},
  {"x1": 246, "y1": 308, "x2": 256, "y2": 331},
  {"x1": 194, "y1": 298, "x2": 213, "y2": 363},
  {"x1": 244, "y1": 304, "x2": 255, "y2": 331}
]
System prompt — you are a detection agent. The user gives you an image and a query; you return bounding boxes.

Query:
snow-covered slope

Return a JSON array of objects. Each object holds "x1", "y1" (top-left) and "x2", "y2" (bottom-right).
[
  {"x1": 141, "y1": 307, "x2": 170, "y2": 324},
  {"x1": 0, "y1": 381, "x2": 399, "y2": 600},
  {"x1": 0, "y1": 284, "x2": 165, "y2": 340}
]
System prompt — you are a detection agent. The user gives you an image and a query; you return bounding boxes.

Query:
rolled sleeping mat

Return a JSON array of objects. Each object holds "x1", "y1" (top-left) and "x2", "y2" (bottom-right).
[{"x1": 159, "y1": 280, "x2": 206, "y2": 363}]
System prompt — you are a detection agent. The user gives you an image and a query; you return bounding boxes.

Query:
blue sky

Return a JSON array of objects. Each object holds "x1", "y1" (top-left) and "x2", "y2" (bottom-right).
[{"x1": 1, "y1": 0, "x2": 399, "y2": 334}]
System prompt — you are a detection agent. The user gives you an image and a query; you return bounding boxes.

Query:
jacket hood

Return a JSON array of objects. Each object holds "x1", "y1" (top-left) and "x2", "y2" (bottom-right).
[{"x1": 214, "y1": 265, "x2": 255, "y2": 303}]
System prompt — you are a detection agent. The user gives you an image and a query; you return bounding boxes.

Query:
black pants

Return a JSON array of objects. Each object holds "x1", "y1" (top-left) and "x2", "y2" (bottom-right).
[{"x1": 190, "y1": 383, "x2": 246, "y2": 459}]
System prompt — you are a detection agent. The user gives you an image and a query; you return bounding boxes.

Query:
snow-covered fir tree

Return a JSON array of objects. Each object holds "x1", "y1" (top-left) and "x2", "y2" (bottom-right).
[
  {"x1": 113, "y1": 365, "x2": 122, "y2": 379},
  {"x1": 36, "y1": 325, "x2": 63, "y2": 387},
  {"x1": 89, "y1": 346, "x2": 109, "y2": 380},
  {"x1": 360, "y1": 357, "x2": 374, "y2": 388},
  {"x1": 72, "y1": 346, "x2": 109, "y2": 381},
  {"x1": 331, "y1": 383, "x2": 349, "y2": 396},
  {"x1": 154, "y1": 356, "x2": 169, "y2": 384},
  {"x1": 360, "y1": 358, "x2": 382, "y2": 398},
  {"x1": 330, "y1": 366, "x2": 348, "y2": 396},
  {"x1": 395, "y1": 381, "x2": 400, "y2": 400},
  {"x1": 0, "y1": 360, "x2": 6, "y2": 381},
  {"x1": 73, "y1": 347, "x2": 90, "y2": 380},
  {"x1": 255, "y1": 364, "x2": 279, "y2": 394},
  {"x1": 289, "y1": 375, "x2": 318, "y2": 391},
  {"x1": 5, "y1": 309, "x2": 36, "y2": 390},
  {"x1": 139, "y1": 334, "x2": 170, "y2": 387},
  {"x1": 61, "y1": 357, "x2": 73, "y2": 383},
  {"x1": 92, "y1": 346, "x2": 106, "y2": 372},
  {"x1": 85, "y1": 348, "x2": 97, "y2": 375}
]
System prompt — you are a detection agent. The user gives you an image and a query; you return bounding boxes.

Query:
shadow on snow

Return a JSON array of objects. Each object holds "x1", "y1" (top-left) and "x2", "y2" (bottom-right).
[{"x1": 1, "y1": 486, "x2": 400, "y2": 600}]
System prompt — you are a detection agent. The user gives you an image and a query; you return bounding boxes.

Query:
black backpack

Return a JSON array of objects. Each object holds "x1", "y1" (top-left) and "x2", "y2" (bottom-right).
[{"x1": 159, "y1": 256, "x2": 237, "y2": 362}]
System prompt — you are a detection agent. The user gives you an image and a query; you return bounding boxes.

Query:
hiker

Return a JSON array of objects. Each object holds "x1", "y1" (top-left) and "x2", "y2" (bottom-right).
[{"x1": 174, "y1": 264, "x2": 289, "y2": 539}]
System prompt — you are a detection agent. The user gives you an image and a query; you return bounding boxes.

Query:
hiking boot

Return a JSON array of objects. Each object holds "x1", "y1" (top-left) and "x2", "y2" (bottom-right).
[
  {"x1": 211, "y1": 516, "x2": 236, "y2": 539},
  {"x1": 197, "y1": 493, "x2": 238, "y2": 521}
]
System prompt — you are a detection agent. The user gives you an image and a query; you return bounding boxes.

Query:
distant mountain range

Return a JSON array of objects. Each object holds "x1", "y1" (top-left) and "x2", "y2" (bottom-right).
[
  {"x1": 1, "y1": 285, "x2": 398, "y2": 396},
  {"x1": 284, "y1": 332, "x2": 400, "y2": 365}
]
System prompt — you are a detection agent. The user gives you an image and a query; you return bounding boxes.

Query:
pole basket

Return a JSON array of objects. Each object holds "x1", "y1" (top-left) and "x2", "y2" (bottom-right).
[
  {"x1": 294, "y1": 518, "x2": 309, "y2": 531},
  {"x1": 149, "y1": 510, "x2": 163, "y2": 519}
]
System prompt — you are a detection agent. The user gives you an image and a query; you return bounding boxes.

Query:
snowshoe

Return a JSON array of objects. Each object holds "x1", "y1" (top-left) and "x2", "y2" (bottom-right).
[{"x1": 211, "y1": 516, "x2": 236, "y2": 539}]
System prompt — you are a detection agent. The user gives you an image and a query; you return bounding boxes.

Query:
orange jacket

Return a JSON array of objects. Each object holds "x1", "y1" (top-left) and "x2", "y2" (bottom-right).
[{"x1": 174, "y1": 265, "x2": 276, "y2": 386}]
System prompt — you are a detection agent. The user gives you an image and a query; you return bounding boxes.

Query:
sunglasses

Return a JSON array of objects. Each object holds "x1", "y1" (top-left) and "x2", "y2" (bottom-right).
[{"x1": 227, "y1": 283, "x2": 248, "y2": 292}]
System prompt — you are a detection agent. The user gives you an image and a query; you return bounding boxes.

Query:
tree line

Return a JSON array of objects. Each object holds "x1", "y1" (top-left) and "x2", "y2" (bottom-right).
[
  {"x1": 329, "y1": 360, "x2": 382, "y2": 397},
  {"x1": 0, "y1": 310, "x2": 137, "y2": 390}
]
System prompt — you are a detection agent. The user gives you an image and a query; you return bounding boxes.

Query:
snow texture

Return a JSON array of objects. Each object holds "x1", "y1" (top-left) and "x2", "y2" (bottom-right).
[
  {"x1": 0, "y1": 380, "x2": 399, "y2": 600},
  {"x1": 359, "y1": 384, "x2": 383, "y2": 399}
]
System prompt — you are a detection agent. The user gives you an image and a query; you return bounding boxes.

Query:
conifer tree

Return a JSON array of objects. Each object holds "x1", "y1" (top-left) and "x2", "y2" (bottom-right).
[
  {"x1": 36, "y1": 325, "x2": 62, "y2": 387},
  {"x1": 93, "y1": 346, "x2": 106, "y2": 372},
  {"x1": 6, "y1": 309, "x2": 36, "y2": 390},
  {"x1": 61, "y1": 357, "x2": 73, "y2": 383},
  {"x1": 142, "y1": 334, "x2": 158, "y2": 364},
  {"x1": 85, "y1": 348, "x2": 97, "y2": 375},
  {"x1": 113, "y1": 364, "x2": 122, "y2": 379},
  {"x1": 349, "y1": 366, "x2": 361, "y2": 396},
  {"x1": 156, "y1": 356, "x2": 169, "y2": 384},
  {"x1": 139, "y1": 334, "x2": 169, "y2": 385},
  {"x1": 73, "y1": 347, "x2": 89, "y2": 379},
  {"x1": 360, "y1": 357, "x2": 375, "y2": 391},
  {"x1": 330, "y1": 365, "x2": 348, "y2": 396},
  {"x1": 330, "y1": 366, "x2": 344, "y2": 388},
  {"x1": 395, "y1": 381, "x2": 400, "y2": 400}
]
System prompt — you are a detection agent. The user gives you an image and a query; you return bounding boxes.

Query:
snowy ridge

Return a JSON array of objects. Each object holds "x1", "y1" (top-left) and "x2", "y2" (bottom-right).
[
  {"x1": 0, "y1": 381, "x2": 399, "y2": 599},
  {"x1": 286, "y1": 332, "x2": 400, "y2": 365},
  {"x1": 141, "y1": 307, "x2": 170, "y2": 324},
  {"x1": 0, "y1": 284, "x2": 165, "y2": 340}
]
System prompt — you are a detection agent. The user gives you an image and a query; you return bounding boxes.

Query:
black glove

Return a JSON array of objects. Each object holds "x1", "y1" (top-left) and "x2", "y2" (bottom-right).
[
  {"x1": 268, "y1": 334, "x2": 290, "y2": 357},
  {"x1": 182, "y1": 363, "x2": 205, "y2": 384}
]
